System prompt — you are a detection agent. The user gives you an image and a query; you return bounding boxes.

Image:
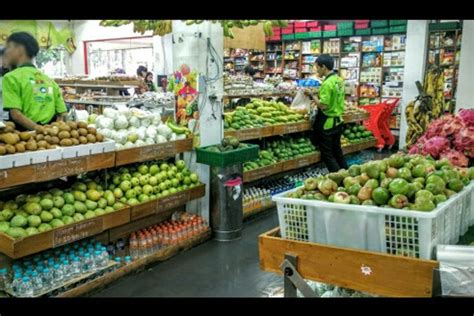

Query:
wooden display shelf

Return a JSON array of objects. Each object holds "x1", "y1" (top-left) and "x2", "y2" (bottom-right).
[
  {"x1": 223, "y1": 91, "x2": 297, "y2": 99},
  {"x1": 224, "y1": 121, "x2": 312, "y2": 141},
  {"x1": 56, "y1": 230, "x2": 212, "y2": 297},
  {"x1": 0, "y1": 152, "x2": 115, "y2": 190},
  {"x1": 129, "y1": 184, "x2": 205, "y2": 221},
  {"x1": 243, "y1": 203, "x2": 275, "y2": 220},
  {"x1": 115, "y1": 138, "x2": 193, "y2": 166},
  {"x1": 0, "y1": 207, "x2": 131, "y2": 259},
  {"x1": 259, "y1": 227, "x2": 439, "y2": 297},
  {"x1": 243, "y1": 152, "x2": 321, "y2": 183},
  {"x1": 342, "y1": 139, "x2": 377, "y2": 155},
  {"x1": 342, "y1": 112, "x2": 369, "y2": 123}
]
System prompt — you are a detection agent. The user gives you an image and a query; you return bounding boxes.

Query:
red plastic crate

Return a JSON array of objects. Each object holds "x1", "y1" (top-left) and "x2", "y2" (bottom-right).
[
  {"x1": 355, "y1": 20, "x2": 370, "y2": 24},
  {"x1": 323, "y1": 24, "x2": 336, "y2": 31},
  {"x1": 309, "y1": 26, "x2": 322, "y2": 32},
  {"x1": 294, "y1": 21, "x2": 307, "y2": 28},
  {"x1": 306, "y1": 21, "x2": 320, "y2": 28},
  {"x1": 355, "y1": 23, "x2": 370, "y2": 29},
  {"x1": 295, "y1": 27, "x2": 308, "y2": 33}
]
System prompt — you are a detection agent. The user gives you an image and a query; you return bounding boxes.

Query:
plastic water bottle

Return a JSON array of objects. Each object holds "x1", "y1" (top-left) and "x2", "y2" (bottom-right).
[
  {"x1": 41, "y1": 268, "x2": 53, "y2": 289},
  {"x1": 99, "y1": 247, "x2": 109, "y2": 268},
  {"x1": 19, "y1": 276, "x2": 34, "y2": 297},
  {"x1": 82, "y1": 253, "x2": 93, "y2": 273},
  {"x1": 0, "y1": 268, "x2": 8, "y2": 291},
  {"x1": 62, "y1": 260, "x2": 71, "y2": 281},
  {"x1": 52, "y1": 264, "x2": 64, "y2": 285},
  {"x1": 124, "y1": 256, "x2": 132, "y2": 264},
  {"x1": 31, "y1": 271, "x2": 43, "y2": 295},
  {"x1": 10, "y1": 273, "x2": 23, "y2": 294},
  {"x1": 71, "y1": 257, "x2": 82, "y2": 278},
  {"x1": 93, "y1": 251, "x2": 102, "y2": 270}
]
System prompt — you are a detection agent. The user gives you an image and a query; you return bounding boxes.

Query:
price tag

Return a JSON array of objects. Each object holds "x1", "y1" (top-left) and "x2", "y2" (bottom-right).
[
  {"x1": 53, "y1": 217, "x2": 103, "y2": 247},
  {"x1": 237, "y1": 129, "x2": 262, "y2": 141},
  {"x1": 0, "y1": 170, "x2": 7, "y2": 181},
  {"x1": 284, "y1": 124, "x2": 302, "y2": 134},
  {"x1": 297, "y1": 158, "x2": 311, "y2": 168},
  {"x1": 161, "y1": 190, "x2": 190, "y2": 210},
  {"x1": 36, "y1": 158, "x2": 86, "y2": 180}
]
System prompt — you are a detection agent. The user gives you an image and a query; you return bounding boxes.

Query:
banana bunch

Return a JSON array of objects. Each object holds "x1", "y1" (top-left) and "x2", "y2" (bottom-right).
[
  {"x1": 183, "y1": 20, "x2": 289, "y2": 38},
  {"x1": 100, "y1": 20, "x2": 173, "y2": 36},
  {"x1": 223, "y1": 113, "x2": 233, "y2": 126},
  {"x1": 405, "y1": 99, "x2": 430, "y2": 147},
  {"x1": 424, "y1": 69, "x2": 445, "y2": 118}
]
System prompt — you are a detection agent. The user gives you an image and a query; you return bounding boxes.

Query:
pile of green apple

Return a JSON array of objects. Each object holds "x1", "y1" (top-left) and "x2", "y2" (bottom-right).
[
  {"x1": 287, "y1": 153, "x2": 474, "y2": 212},
  {"x1": 0, "y1": 183, "x2": 126, "y2": 239},
  {"x1": 106, "y1": 159, "x2": 201, "y2": 206}
]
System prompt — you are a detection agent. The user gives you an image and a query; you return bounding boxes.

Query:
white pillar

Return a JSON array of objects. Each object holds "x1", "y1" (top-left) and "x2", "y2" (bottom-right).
[
  {"x1": 171, "y1": 21, "x2": 224, "y2": 222},
  {"x1": 456, "y1": 20, "x2": 474, "y2": 110},
  {"x1": 399, "y1": 20, "x2": 430, "y2": 149}
]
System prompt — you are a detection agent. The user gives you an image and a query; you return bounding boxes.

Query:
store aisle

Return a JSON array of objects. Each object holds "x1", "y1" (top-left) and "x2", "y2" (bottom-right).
[{"x1": 93, "y1": 211, "x2": 282, "y2": 297}]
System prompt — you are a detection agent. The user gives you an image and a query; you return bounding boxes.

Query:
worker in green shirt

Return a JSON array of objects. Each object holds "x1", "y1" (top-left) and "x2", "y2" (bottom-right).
[
  {"x1": 306, "y1": 54, "x2": 348, "y2": 172},
  {"x1": 2, "y1": 32, "x2": 67, "y2": 132}
]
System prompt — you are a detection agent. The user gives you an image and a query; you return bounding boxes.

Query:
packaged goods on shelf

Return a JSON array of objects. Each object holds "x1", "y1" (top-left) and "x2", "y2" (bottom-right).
[
  {"x1": 323, "y1": 39, "x2": 340, "y2": 54},
  {"x1": 243, "y1": 187, "x2": 273, "y2": 214},
  {"x1": 129, "y1": 212, "x2": 208, "y2": 260},
  {"x1": 128, "y1": 91, "x2": 176, "y2": 110},
  {"x1": 90, "y1": 107, "x2": 190, "y2": 150},
  {"x1": 301, "y1": 40, "x2": 321, "y2": 54},
  {"x1": 3, "y1": 237, "x2": 123, "y2": 297},
  {"x1": 359, "y1": 83, "x2": 380, "y2": 98},
  {"x1": 384, "y1": 34, "x2": 406, "y2": 51},
  {"x1": 381, "y1": 86, "x2": 403, "y2": 98},
  {"x1": 360, "y1": 67, "x2": 382, "y2": 83},
  {"x1": 383, "y1": 52, "x2": 405, "y2": 67},
  {"x1": 362, "y1": 36, "x2": 384, "y2": 52},
  {"x1": 362, "y1": 52, "x2": 382, "y2": 67},
  {"x1": 340, "y1": 54, "x2": 359, "y2": 68}
]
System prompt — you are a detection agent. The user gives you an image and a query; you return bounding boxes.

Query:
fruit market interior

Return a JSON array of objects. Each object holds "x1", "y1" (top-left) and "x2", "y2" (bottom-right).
[{"x1": 0, "y1": 19, "x2": 473, "y2": 298}]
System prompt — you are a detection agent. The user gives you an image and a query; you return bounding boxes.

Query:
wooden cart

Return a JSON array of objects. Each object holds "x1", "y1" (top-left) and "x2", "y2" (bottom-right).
[{"x1": 259, "y1": 227, "x2": 441, "y2": 297}]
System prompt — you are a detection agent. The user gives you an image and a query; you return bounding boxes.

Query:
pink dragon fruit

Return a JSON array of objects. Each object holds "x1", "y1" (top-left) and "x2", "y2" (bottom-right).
[
  {"x1": 458, "y1": 109, "x2": 474, "y2": 126},
  {"x1": 439, "y1": 149, "x2": 469, "y2": 168},
  {"x1": 453, "y1": 126, "x2": 474, "y2": 158},
  {"x1": 421, "y1": 136, "x2": 451, "y2": 159}
]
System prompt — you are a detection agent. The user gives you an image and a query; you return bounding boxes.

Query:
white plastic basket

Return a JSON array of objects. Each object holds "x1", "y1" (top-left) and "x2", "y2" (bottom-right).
[{"x1": 273, "y1": 182, "x2": 474, "y2": 260}]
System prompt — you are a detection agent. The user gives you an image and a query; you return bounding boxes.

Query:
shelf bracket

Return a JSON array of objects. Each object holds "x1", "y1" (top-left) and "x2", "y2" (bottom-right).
[{"x1": 280, "y1": 253, "x2": 317, "y2": 298}]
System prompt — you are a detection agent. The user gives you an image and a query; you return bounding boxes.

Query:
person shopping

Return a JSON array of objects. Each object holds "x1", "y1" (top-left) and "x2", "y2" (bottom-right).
[
  {"x1": 144, "y1": 71, "x2": 157, "y2": 92},
  {"x1": 2, "y1": 32, "x2": 67, "y2": 132},
  {"x1": 306, "y1": 54, "x2": 348, "y2": 172}
]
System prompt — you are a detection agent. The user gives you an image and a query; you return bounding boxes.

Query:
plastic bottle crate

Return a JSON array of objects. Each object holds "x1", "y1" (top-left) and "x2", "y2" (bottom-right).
[
  {"x1": 389, "y1": 20, "x2": 407, "y2": 26},
  {"x1": 273, "y1": 182, "x2": 474, "y2": 259},
  {"x1": 371, "y1": 20, "x2": 388, "y2": 28},
  {"x1": 196, "y1": 144, "x2": 259, "y2": 168}
]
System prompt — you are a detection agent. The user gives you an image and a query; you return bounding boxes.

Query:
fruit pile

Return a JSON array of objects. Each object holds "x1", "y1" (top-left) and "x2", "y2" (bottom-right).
[
  {"x1": 0, "y1": 121, "x2": 104, "y2": 155},
  {"x1": 224, "y1": 99, "x2": 305, "y2": 130},
  {"x1": 287, "y1": 153, "x2": 473, "y2": 212},
  {"x1": 341, "y1": 124, "x2": 374, "y2": 146},
  {"x1": 0, "y1": 182, "x2": 126, "y2": 239},
  {"x1": 243, "y1": 136, "x2": 317, "y2": 171},
  {"x1": 205, "y1": 136, "x2": 249, "y2": 153},
  {"x1": 344, "y1": 105, "x2": 368, "y2": 117},
  {"x1": 105, "y1": 160, "x2": 201, "y2": 206}
]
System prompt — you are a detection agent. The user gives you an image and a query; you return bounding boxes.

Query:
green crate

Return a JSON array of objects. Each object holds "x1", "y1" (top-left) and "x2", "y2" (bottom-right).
[
  {"x1": 323, "y1": 30, "x2": 337, "y2": 38},
  {"x1": 337, "y1": 29, "x2": 354, "y2": 37},
  {"x1": 389, "y1": 20, "x2": 407, "y2": 26},
  {"x1": 429, "y1": 22, "x2": 461, "y2": 31},
  {"x1": 355, "y1": 28, "x2": 371, "y2": 36},
  {"x1": 337, "y1": 21, "x2": 354, "y2": 30},
  {"x1": 372, "y1": 27, "x2": 390, "y2": 35},
  {"x1": 371, "y1": 20, "x2": 388, "y2": 28},
  {"x1": 196, "y1": 144, "x2": 259, "y2": 168},
  {"x1": 308, "y1": 31, "x2": 322, "y2": 38},
  {"x1": 389, "y1": 25, "x2": 407, "y2": 34},
  {"x1": 282, "y1": 34, "x2": 295, "y2": 40},
  {"x1": 295, "y1": 31, "x2": 322, "y2": 39}
]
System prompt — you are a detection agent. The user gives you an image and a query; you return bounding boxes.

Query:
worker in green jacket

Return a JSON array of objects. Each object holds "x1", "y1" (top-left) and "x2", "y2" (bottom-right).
[
  {"x1": 2, "y1": 32, "x2": 67, "y2": 132},
  {"x1": 306, "y1": 54, "x2": 347, "y2": 172}
]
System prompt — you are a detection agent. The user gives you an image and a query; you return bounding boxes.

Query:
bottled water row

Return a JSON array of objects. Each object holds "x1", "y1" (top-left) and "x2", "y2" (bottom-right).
[{"x1": 1, "y1": 238, "x2": 113, "y2": 297}]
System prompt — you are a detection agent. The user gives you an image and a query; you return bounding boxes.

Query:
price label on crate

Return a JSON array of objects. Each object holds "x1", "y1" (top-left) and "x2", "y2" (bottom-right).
[
  {"x1": 246, "y1": 166, "x2": 276, "y2": 182},
  {"x1": 161, "y1": 190, "x2": 190, "y2": 210},
  {"x1": 36, "y1": 158, "x2": 87, "y2": 180},
  {"x1": 139, "y1": 142, "x2": 175, "y2": 161},
  {"x1": 297, "y1": 157, "x2": 312, "y2": 168},
  {"x1": 284, "y1": 123, "x2": 304, "y2": 134},
  {"x1": 53, "y1": 217, "x2": 104, "y2": 247},
  {"x1": 236, "y1": 128, "x2": 263, "y2": 141}
]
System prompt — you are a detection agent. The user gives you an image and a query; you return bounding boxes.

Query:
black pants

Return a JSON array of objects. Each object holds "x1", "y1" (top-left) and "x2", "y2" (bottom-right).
[{"x1": 311, "y1": 115, "x2": 348, "y2": 173}]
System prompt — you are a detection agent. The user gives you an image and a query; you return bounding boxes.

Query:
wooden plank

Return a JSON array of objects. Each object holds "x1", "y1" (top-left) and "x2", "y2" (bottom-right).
[
  {"x1": 56, "y1": 230, "x2": 211, "y2": 297},
  {"x1": 259, "y1": 228, "x2": 439, "y2": 297},
  {"x1": 0, "y1": 152, "x2": 115, "y2": 190},
  {"x1": 234, "y1": 126, "x2": 273, "y2": 141},
  {"x1": 243, "y1": 162, "x2": 284, "y2": 183},
  {"x1": 130, "y1": 184, "x2": 205, "y2": 221},
  {"x1": 115, "y1": 138, "x2": 193, "y2": 166},
  {"x1": 342, "y1": 139, "x2": 376, "y2": 155},
  {"x1": 0, "y1": 207, "x2": 131, "y2": 259},
  {"x1": 272, "y1": 121, "x2": 311, "y2": 136},
  {"x1": 342, "y1": 112, "x2": 370, "y2": 123}
]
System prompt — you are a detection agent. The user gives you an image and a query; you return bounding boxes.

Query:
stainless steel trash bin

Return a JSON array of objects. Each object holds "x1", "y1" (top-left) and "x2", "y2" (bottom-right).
[{"x1": 210, "y1": 164, "x2": 243, "y2": 241}]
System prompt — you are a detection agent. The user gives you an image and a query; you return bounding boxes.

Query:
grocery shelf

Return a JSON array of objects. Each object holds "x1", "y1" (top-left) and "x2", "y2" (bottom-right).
[
  {"x1": 224, "y1": 121, "x2": 311, "y2": 141},
  {"x1": 342, "y1": 139, "x2": 377, "y2": 155},
  {"x1": 0, "y1": 185, "x2": 205, "y2": 259},
  {"x1": 129, "y1": 184, "x2": 205, "y2": 221},
  {"x1": 115, "y1": 138, "x2": 194, "y2": 167},
  {"x1": 259, "y1": 227, "x2": 439, "y2": 297},
  {"x1": 243, "y1": 152, "x2": 321, "y2": 183},
  {"x1": 0, "y1": 206, "x2": 131, "y2": 259},
  {"x1": 223, "y1": 91, "x2": 297, "y2": 99},
  {"x1": 56, "y1": 230, "x2": 211, "y2": 297},
  {"x1": 58, "y1": 83, "x2": 138, "y2": 89},
  {"x1": 0, "y1": 152, "x2": 116, "y2": 190}
]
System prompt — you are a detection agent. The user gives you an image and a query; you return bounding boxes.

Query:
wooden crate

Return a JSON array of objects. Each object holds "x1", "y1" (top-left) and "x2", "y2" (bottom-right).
[
  {"x1": 224, "y1": 126, "x2": 273, "y2": 141},
  {"x1": 115, "y1": 138, "x2": 193, "y2": 166},
  {"x1": 243, "y1": 162, "x2": 284, "y2": 183},
  {"x1": 342, "y1": 139, "x2": 377, "y2": 155},
  {"x1": 130, "y1": 184, "x2": 205, "y2": 221},
  {"x1": 0, "y1": 152, "x2": 116, "y2": 190},
  {"x1": 282, "y1": 152, "x2": 321, "y2": 171},
  {"x1": 342, "y1": 112, "x2": 370, "y2": 123},
  {"x1": 0, "y1": 207, "x2": 131, "y2": 259},
  {"x1": 259, "y1": 228, "x2": 438, "y2": 297},
  {"x1": 272, "y1": 121, "x2": 312, "y2": 136}
]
